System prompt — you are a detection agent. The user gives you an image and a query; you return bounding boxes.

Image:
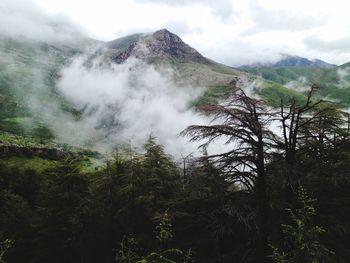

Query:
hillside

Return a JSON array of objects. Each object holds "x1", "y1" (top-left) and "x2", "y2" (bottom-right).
[
  {"x1": 99, "y1": 29, "x2": 249, "y2": 87},
  {"x1": 0, "y1": 37, "x2": 76, "y2": 137},
  {"x1": 0, "y1": 29, "x2": 308, "y2": 154},
  {"x1": 243, "y1": 61, "x2": 350, "y2": 107},
  {"x1": 98, "y1": 29, "x2": 303, "y2": 105}
]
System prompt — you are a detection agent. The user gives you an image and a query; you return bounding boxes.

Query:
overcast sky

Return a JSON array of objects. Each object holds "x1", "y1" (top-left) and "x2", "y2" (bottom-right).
[{"x1": 3, "y1": 0, "x2": 350, "y2": 65}]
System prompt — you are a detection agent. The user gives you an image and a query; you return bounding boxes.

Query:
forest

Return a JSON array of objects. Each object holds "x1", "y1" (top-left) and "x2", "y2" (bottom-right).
[{"x1": 1, "y1": 87, "x2": 350, "y2": 263}]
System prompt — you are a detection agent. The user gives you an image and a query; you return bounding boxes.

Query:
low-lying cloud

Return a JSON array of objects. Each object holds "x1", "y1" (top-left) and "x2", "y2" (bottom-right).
[
  {"x1": 55, "y1": 56, "x2": 208, "y2": 156},
  {"x1": 336, "y1": 67, "x2": 350, "y2": 88}
]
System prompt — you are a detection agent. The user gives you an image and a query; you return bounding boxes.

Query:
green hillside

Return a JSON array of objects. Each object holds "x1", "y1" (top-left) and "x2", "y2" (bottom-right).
[
  {"x1": 0, "y1": 31, "x2": 310, "y2": 155},
  {"x1": 244, "y1": 64, "x2": 350, "y2": 107},
  {"x1": 0, "y1": 37, "x2": 82, "y2": 138},
  {"x1": 242, "y1": 66, "x2": 327, "y2": 85}
]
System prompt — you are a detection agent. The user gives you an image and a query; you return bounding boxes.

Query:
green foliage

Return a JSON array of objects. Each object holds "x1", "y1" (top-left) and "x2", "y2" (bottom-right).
[
  {"x1": 258, "y1": 83, "x2": 306, "y2": 106},
  {"x1": 116, "y1": 211, "x2": 194, "y2": 263},
  {"x1": 0, "y1": 131, "x2": 50, "y2": 147},
  {"x1": 0, "y1": 117, "x2": 54, "y2": 140},
  {"x1": 243, "y1": 67, "x2": 325, "y2": 86},
  {"x1": 115, "y1": 235, "x2": 143, "y2": 263},
  {"x1": 192, "y1": 85, "x2": 232, "y2": 106},
  {"x1": 1, "y1": 111, "x2": 350, "y2": 263},
  {"x1": 142, "y1": 136, "x2": 181, "y2": 201},
  {"x1": 0, "y1": 37, "x2": 81, "y2": 140},
  {"x1": 244, "y1": 64, "x2": 350, "y2": 107},
  {"x1": 0, "y1": 237, "x2": 14, "y2": 263},
  {"x1": 270, "y1": 187, "x2": 334, "y2": 263},
  {"x1": 0, "y1": 157, "x2": 59, "y2": 173},
  {"x1": 155, "y1": 211, "x2": 173, "y2": 243}
]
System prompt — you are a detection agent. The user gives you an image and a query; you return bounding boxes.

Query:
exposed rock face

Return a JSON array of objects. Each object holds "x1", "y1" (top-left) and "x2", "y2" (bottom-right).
[{"x1": 111, "y1": 29, "x2": 211, "y2": 64}]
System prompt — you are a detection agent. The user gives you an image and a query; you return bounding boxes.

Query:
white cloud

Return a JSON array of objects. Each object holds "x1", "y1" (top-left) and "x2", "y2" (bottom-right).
[
  {"x1": 305, "y1": 36, "x2": 350, "y2": 53},
  {"x1": 134, "y1": 0, "x2": 234, "y2": 21},
  {"x1": 0, "y1": 0, "x2": 85, "y2": 43},
  {"x1": 56, "y1": 56, "x2": 208, "y2": 156},
  {"x1": 245, "y1": 0, "x2": 327, "y2": 34},
  {"x1": 5, "y1": 0, "x2": 350, "y2": 65}
]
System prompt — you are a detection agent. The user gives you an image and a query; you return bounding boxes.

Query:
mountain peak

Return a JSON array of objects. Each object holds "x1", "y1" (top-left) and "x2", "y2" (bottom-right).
[
  {"x1": 241, "y1": 54, "x2": 336, "y2": 69},
  {"x1": 274, "y1": 54, "x2": 336, "y2": 68},
  {"x1": 107, "y1": 29, "x2": 210, "y2": 64},
  {"x1": 154, "y1": 28, "x2": 172, "y2": 35}
]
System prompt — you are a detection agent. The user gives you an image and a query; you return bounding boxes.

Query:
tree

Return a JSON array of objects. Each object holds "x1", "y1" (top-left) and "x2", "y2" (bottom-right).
[
  {"x1": 270, "y1": 187, "x2": 333, "y2": 263},
  {"x1": 0, "y1": 236, "x2": 13, "y2": 263},
  {"x1": 116, "y1": 211, "x2": 193, "y2": 263},
  {"x1": 182, "y1": 88, "x2": 276, "y2": 262},
  {"x1": 277, "y1": 86, "x2": 345, "y2": 202},
  {"x1": 141, "y1": 136, "x2": 181, "y2": 203},
  {"x1": 33, "y1": 157, "x2": 91, "y2": 263}
]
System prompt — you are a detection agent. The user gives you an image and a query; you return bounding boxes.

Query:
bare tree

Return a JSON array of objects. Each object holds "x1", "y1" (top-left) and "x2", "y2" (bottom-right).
[
  {"x1": 279, "y1": 86, "x2": 350, "y2": 203},
  {"x1": 181, "y1": 88, "x2": 276, "y2": 262},
  {"x1": 278, "y1": 86, "x2": 333, "y2": 202}
]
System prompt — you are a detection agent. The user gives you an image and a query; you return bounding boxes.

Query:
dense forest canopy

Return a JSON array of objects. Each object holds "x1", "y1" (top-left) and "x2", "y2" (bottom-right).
[{"x1": 1, "y1": 87, "x2": 350, "y2": 263}]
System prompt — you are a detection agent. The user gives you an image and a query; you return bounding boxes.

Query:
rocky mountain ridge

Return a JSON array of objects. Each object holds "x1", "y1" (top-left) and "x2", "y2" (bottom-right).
[{"x1": 107, "y1": 29, "x2": 211, "y2": 65}]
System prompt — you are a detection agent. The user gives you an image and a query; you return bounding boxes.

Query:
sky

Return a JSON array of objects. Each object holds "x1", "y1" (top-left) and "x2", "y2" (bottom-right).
[{"x1": 4, "y1": 0, "x2": 350, "y2": 65}]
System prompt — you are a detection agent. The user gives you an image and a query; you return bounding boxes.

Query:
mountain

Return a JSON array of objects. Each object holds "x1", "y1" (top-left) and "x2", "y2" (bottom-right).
[
  {"x1": 99, "y1": 29, "x2": 250, "y2": 87},
  {"x1": 242, "y1": 56, "x2": 350, "y2": 107},
  {"x1": 97, "y1": 29, "x2": 306, "y2": 107},
  {"x1": 242, "y1": 54, "x2": 336, "y2": 69},
  {"x1": 108, "y1": 29, "x2": 211, "y2": 65},
  {"x1": 0, "y1": 36, "x2": 82, "y2": 137},
  {"x1": 0, "y1": 29, "x2": 307, "y2": 149}
]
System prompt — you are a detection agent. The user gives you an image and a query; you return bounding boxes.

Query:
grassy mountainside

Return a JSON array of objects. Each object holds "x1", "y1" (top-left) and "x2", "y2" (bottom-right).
[
  {"x1": 0, "y1": 36, "x2": 104, "y2": 170},
  {"x1": 0, "y1": 30, "x2": 309, "y2": 159},
  {"x1": 100, "y1": 30, "x2": 306, "y2": 106},
  {"x1": 243, "y1": 64, "x2": 350, "y2": 107},
  {"x1": 242, "y1": 66, "x2": 327, "y2": 85},
  {"x1": 0, "y1": 36, "x2": 82, "y2": 138}
]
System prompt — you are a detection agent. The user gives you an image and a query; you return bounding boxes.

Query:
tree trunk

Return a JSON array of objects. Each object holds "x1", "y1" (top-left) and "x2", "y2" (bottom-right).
[{"x1": 256, "y1": 134, "x2": 270, "y2": 263}]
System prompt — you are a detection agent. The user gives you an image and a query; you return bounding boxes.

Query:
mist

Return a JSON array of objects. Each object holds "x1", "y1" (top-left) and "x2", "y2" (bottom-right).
[
  {"x1": 284, "y1": 76, "x2": 311, "y2": 93},
  {"x1": 336, "y1": 67, "x2": 350, "y2": 88},
  {"x1": 54, "y1": 56, "x2": 209, "y2": 156}
]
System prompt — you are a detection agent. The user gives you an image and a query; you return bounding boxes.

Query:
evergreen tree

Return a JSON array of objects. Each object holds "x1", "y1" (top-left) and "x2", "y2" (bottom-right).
[{"x1": 270, "y1": 187, "x2": 333, "y2": 263}]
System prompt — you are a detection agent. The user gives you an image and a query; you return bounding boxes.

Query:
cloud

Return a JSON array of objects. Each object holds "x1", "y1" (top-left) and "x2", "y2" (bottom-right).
[
  {"x1": 200, "y1": 38, "x2": 283, "y2": 66},
  {"x1": 304, "y1": 36, "x2": 350, "y2": 53},
  {"x1": 245, "y1": 0, "x2": 327, "y2": 34},
  {"x1": 162, "y1": 20, "x2": 203, "y2": 35},
  {"x1": 26, "y1": 0, "x2": 350, "y2": 65},
  {"x1": 0, "y1": 0, "x2": 86, "y2": 43},
  {"x1": 336, "y1": 67, "x2": 350, "y2": 88},
  {"x1": 55, "y1": 55, "x2": 208, "y2": 156},
  {"x1": 284, "y1": 76, "x2": 311, "y2": 93},
  {"x1": 134, "y1": 0, "x2": 234, "y2": 21}
]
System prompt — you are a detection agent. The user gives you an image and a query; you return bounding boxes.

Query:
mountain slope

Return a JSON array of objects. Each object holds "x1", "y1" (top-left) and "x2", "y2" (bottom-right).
[
  {"x1": 241, "y1": 66, "x2": 327, "y2": 85},
  {"x1": 0, "y1": 37, "x2": 71, "y2": 136},
  {"x1": 99, "y1": 29, "x2": 249, "y2": 87},
  {"x1": 109, "y1": 29, "x2": 211, "y2": 64},
  {"x1": 0, "y1": 29, "x2": 308, "y2": 151},
  {"x1": 101, "y1": 29, "x2": 307, "y2": 105},
  {"x1": 243, "y1": 59, "x2": 350, "y2": 107}
]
